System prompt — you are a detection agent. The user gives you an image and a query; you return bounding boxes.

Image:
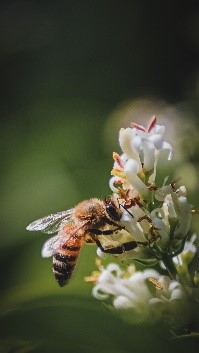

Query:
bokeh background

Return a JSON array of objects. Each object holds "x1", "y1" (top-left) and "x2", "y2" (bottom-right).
[{"x1": 0, "y1": 1, "x2": 199, "y2": 352}]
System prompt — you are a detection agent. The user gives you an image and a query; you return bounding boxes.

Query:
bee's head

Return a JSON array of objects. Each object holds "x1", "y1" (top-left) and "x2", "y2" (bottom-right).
[{"x1": 104, "y1": 198, "x2": 122, "y2": 221}]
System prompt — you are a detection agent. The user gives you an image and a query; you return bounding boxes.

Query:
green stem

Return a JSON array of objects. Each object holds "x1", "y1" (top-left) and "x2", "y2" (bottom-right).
[
  {"x1": 161, "y1": 256, "x2": 178, "y2": 280},
  {"x1": 161, "y1": 256, "x2": 194, "y2": 302},
  {"x1": 171, "y1": 332, "x2": 199, "y2": 340}
]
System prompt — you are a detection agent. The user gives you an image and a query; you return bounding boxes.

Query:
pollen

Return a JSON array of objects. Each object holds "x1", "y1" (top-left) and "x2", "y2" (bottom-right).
[
  {"x1": 111, "y1": 168, "x2": 126, "y2": 178},
  {"x1": 147, "y1": 116, "x2": 157, "y2": 132},
  {"x1": 148, "y1": 277, "x2": 163, "y2": 290},
  {"x1": 113, "y1": 152, "x2": 124, "y2": 169},
  {"x1": 84, "y1": 271, "x2": 100, "y2": 283}
]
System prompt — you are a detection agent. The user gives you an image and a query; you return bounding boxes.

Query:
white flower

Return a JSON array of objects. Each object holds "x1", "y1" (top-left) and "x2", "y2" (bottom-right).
[
  {"x1": 123, "y1": 159, "x2": 149, "y2": 196},
  {"x1": 119, "y1": 116, "x2": 173, "y2": 182},
  {"x1": 132, "y1": 117, "x2": 173, "y2": 160},
  {"x1": 163, "y1": 194, "x2": 177, "y2": 218},
  {"x1": 120, "y1": 208, "x2": 147, "y2": 242},
  {"x1": 89, "y1": 116, "x2": 198, "y2": 327},
  {"x1": 150, "y1": 208, "x2": 170, "y2": 247},
  {"x1": 157, "y1": 191, "x2": 193, "y2": 247},
  {"x1": 110, "y1": 117, "x2": 174, "y2": 203},
  {"x1": 148, "y1": 275, "x2": 184, "y2": 304},
  {"x1": 92, "y1": 264, "x2": 185, "y2": 322},
  {"x1": 155, "y1": 184, "x2": 173, "y2": 202},
  {"x1": 109, "y1": 176, "x2": 122, "y2": 193},
  {"x1": 120, "y1": 204, "x2": 169, "y2": 246},
  {"x1": 119, "y1": 128, "x2": 141, "y2": 164},
  {"x1": 171, "y1": 193, "x2": 192, "y2": 240}
]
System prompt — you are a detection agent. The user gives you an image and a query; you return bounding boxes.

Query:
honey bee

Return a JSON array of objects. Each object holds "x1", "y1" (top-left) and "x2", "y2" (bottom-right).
[{"x1": 27, "y1": 197, "x2": 146, "y2": 286}]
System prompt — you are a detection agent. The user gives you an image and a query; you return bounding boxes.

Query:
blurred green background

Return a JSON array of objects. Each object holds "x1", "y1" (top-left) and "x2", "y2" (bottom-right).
[{"x1": 0, "y1": 0, "x2": 199, "y2": 352}]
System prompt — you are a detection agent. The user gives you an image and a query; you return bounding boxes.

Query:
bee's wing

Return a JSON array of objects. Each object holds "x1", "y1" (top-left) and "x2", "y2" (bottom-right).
[
  {"x1": 26, "y1": 209, "x2": 74, "y2": 234},
  {"x1": 41, "y1": 234, "x2": 69, "y2": 258}
]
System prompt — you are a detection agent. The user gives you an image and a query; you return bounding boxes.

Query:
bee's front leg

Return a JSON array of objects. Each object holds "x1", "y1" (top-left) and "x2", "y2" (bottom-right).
[
  {"x1": 95, "y1": 238, "x2": 147, "y2": 254},
  {"x1": 88, "y1": 228, "x2": 122, "y2": 236}
]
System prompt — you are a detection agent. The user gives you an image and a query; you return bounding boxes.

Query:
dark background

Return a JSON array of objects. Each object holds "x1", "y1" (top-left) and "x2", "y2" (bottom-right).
[{"x1": 0, "y1": 1, "x2": 199, "y2": 352}]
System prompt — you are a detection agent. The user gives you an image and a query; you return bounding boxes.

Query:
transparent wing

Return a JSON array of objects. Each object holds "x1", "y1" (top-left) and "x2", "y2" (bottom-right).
[
  {"x1": 41, "y1": 234, "x2": 69, "y2": 258},
  {"x1": 26, "y1": 209, "x2": 74, "y2": 234}
]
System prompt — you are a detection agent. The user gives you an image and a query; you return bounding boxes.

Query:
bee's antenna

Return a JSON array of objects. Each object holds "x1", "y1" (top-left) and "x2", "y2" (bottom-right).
[{"x1": 119, "y1": 203, "x2": 134, "y2": 218}]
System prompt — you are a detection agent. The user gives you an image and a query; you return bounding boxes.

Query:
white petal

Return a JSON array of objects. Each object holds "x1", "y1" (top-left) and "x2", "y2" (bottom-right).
[
  {"x1": 98, "y1": 270, "x2": 115, "y2": 284},
  {"x1": 158, "y1": 276, "x2": 170, "y2": 289},
  {"x1": 121, "y1": 210, "x2": 132, "y2": 222},
  {"x1": 177, "y1": 185, "x2": 187, "y2": 197},
  {"x1": 155, "y1": 185, "x2": 173, "y2": 201},
  {"x1": 96, "y1": 247, "x2": 107, "y2": 259},
  {"x1": 184, "y1": 234, "x2": 197, "y2": 253},
  {"x1": 162, "y1": 141, "x2": 173, "y2": 160},
  {"x1": 169, "y1": 281, "x2": 180, "y2": 292},
  {"x1": 172, "y1": 195, "x2": 192, "y2": 239},
  {"x1": 119, "y1": 128, "x2": 140, "y2": 160},
  {"x1": 142, "y1": 269, "x2": 160, "y2": 279},
  {"x1": 148, "y1": 152, "x2": 159, "y2": 183},
  {"x1": 113, "y1": 295, "x2": 134, "y2": 309},
  {"x1": 124, "y1": 172, "x2": 149, "y2": 196},
  {"x1": 154, "y1": 125, "x2": 165, "y2": 136},
  {"x1": 92, "y1": 285, "x2": 110, "y2": 300},
  {"x1": 151, "y1": 217, "x2": 165, "y2": 230},
  {"x1": 142, "y1": 140, "x2": 155, "y2": 171},
  {"x1": 170, "y1": 288, "x2": 184, "y2": 300},
  {"x1": 132, "y1": 135, "x2": 142, "y2": 151},
  {"x1": 148, "y1": 134, "x2": 163, "y2": 149},
  {"x1": 127, "y1": 271, "x2": 146, "y2": 283},
  {"x1": 151, "y1": 208, "x2": 165, "y2": 219},
  {"x1": 109, "y1": 176, "x2": 120, "y2": 193},
  {"x1": 148, "y1": 298, "x2": 163, "y2": 305},
  {"x1": 124, "y1": 159, "x2": 140, "y2": 173},
  {"x1": 123, "y1": 159, "x2": 149, "y2": 195},
  {"x1": 121, "y1": 218, "x2": 146, "y2": 242},
  {"x1": 163, "y1": 194, "x2": 176, "y2": 218},
  {"x1": 106, "y1": 263, "x2": 123, "y2": 277}
]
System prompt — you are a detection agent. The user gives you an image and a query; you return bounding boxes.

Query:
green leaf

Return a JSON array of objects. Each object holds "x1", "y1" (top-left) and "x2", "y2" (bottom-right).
[
  {"x1": 133, "y1": 257, "x2": 159, "y2": 266},
  {"x1": 0, "y1": 295, "x2": 176, "y2": 353}
]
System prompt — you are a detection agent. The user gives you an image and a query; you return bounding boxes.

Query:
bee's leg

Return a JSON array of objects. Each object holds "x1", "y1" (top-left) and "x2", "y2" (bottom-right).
[
  {"x1": 95, "y1": 238, "x2": 147, "y2": 254},
  {"x1": 104, "y1": 218, "x2": 125, "y2": 229},
  {"x1": 89, "y1": 228, "x2": 121, "y2": 236}
]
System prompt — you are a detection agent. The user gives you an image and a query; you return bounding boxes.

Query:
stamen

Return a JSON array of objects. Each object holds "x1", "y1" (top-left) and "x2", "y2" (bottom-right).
[
  {"x1": 147, "y1": 116, "x2": 157, "y2": 132},
  {"x1": 84, "y1": 271, "x2": 100, "y2": 283},
  {"x1": 113, "y1": 152, "x2": 124, "y2": 169},
  {"x1": 111, "y1": 168, "x2": 126, "y2": 178},
  {"x1": 131, "y1": 116, "x2": 157, "y2": 133},
  {"x1": 114, "y1": 179, "x2": 123, "y2": 185},
  {"x1": 131, "y1": 122, "x2": 147, "y2": 132},
  {"x1": 148, "y1": 277, "x2": 163, "y2": 290},
  {"x1": 170, "y1": 177, "x2": 182, "y2": 191}
]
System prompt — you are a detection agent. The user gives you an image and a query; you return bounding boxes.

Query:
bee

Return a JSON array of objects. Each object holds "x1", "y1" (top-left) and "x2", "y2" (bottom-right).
[{"x1": 26, "y1": 197, "x2": 146, "y2": 287}]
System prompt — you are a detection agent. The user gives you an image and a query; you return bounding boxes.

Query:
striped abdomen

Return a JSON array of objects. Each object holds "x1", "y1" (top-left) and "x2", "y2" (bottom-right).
[{"x1": 53, "y1": 237, "x2": 83, "y2": 287}]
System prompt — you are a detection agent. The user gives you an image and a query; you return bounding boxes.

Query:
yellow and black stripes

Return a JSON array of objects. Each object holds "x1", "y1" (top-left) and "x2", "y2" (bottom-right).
[{"x1": 52, "y1": 239, "x2": 82, "y2": 287}]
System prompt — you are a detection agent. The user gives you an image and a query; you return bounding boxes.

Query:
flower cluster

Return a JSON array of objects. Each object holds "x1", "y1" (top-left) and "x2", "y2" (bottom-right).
[
  {"x1": 91, "y1": 263, "x2": 184, "y2": 323},
  {"x1": 99, "y1": 116, "x2": 193, "y2": 265},
  {"x1": 87, "y1": 116, "x2": 198, "y2": 329}
]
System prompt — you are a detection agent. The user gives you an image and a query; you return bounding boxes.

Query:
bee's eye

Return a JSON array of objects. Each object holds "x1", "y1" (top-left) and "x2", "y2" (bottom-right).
[{"x1": 106, "y1": 203, "x2": 121, "y2": 221}]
